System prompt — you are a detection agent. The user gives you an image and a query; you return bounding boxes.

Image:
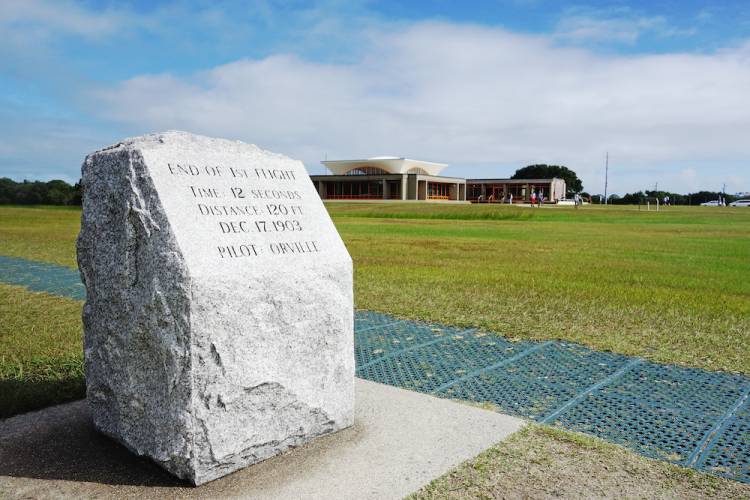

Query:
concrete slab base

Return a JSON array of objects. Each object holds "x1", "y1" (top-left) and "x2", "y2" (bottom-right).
[{"x1": 0, "y1": 379, "x2": 524, "y2": 499}]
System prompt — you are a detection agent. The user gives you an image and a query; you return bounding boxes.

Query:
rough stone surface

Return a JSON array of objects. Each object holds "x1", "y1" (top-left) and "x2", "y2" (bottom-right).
[{"x1": 76, "y1": 131, "x2": 354, "y2": 485}]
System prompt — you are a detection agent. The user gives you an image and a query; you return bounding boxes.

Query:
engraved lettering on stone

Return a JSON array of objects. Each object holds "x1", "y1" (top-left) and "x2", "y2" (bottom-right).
[{"x1": 77, "y1": 131, "x2": 354, "y2": 485}]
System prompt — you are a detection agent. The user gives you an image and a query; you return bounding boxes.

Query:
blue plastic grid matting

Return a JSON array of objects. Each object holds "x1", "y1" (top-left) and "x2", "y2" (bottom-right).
[
  {"x1": 2, "y1": 255, "x2": 749, "y2": 483},
  {"x1": 355, "y1": 311, "x2": 750, "y2": 484},
  {"x1": 0, "y1": 255, "x2": 85, "y2": 300}
]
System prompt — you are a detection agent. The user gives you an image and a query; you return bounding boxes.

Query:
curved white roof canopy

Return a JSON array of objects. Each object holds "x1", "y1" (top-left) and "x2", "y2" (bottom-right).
[{"x1": 322, "y1": 157, "x2": 448, "y2": 176}]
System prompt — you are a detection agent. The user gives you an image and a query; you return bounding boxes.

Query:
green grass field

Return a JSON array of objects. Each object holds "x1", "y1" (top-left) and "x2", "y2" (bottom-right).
[
  {"x1": 0, "y1": 205, "x2": 80, "y2": 269},
  {"x1": 1, "y1": 203, "x2": 749, "y2": 494},
  {"x1": 330, "y1": 203, "x2": 750, "y2": 374},
  {"x1": 1, "y1": 203, "x2": 748, "y2": 416},
  {"x1": 0, "y1": 284, "x2": 83, "y2": 416}
]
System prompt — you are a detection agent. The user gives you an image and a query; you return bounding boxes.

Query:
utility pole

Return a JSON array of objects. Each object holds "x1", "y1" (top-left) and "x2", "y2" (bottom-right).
[{"x1": 604, "y1": 152, "x2": 609, "y2": 205}]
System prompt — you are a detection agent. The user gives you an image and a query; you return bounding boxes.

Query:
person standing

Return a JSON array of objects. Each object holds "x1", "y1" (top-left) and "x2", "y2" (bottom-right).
[{"x1": 530, "y1": 191, "x2": 537, "y2": 207}]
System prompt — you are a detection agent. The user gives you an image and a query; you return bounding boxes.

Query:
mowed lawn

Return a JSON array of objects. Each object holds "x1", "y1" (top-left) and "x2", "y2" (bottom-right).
[
  {"x1": 0, "y1": 207, "x2": 83, "y2": 415},
  {"x1": 1, "y1": 204, "x2": 749, "y2": 411},
  {"x1": 1, "y1": 204, "x2": 750, "y2": 495},
  {"x1": 329, "y1": 202, "x2": 750, "y2": 374}
]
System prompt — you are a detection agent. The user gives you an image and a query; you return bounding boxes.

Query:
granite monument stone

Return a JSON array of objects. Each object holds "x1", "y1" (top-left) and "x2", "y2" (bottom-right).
[{"x1": 77, "y1": 131, "x2": 354, "y2": 485}]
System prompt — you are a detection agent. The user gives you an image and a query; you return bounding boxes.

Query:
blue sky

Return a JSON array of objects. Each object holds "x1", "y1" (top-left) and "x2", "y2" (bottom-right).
[{"x1": 1, "y1": 0, "x2": 749, "y2": 194}]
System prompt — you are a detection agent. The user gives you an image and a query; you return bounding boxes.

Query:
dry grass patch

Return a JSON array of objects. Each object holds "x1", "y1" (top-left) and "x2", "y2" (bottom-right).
[{"x1": 411, "y1": 424, "x2": 750, "y2": 499}]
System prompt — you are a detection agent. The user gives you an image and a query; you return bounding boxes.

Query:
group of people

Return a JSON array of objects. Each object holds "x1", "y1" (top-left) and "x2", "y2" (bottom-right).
[
  {"x1": 477, "y1": 192, "x2": 545, "y2": 205},
  {"x1": 478, "y1": 193, "x2": 515, "y2": 204},
  {"x1": 529, "y1": 191, "x2": 544, "y2": 207},
  {"x1": 475, "y1": 192, "x2": 600, "y2": 206}
]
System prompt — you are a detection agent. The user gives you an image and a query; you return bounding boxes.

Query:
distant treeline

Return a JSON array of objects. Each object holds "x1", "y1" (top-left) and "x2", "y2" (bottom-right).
[
  {"x1": 0, "y1": 177, "x2": 740, "y2": 207},
  {"x1": 0, "y1": 178, "x2": 82, "y2": 205},
  {"x1": 602, "y1": 190, "x2": 738, "y2": 205}
]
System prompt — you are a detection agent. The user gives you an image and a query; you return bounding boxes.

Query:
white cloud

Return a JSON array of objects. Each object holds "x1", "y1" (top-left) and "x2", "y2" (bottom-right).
[
  {"x1": 556, "y1": 14, "x2": 660, "y2": 44},
  {"x1": 91, "y1": 21, "x2": 750, "y2": 193},
  {"x1": 0, "y1": 0, "x2": 125, "y2": 39},
  {"x1": 554, "y1": 7, "x2": 696, "y2": 45}
]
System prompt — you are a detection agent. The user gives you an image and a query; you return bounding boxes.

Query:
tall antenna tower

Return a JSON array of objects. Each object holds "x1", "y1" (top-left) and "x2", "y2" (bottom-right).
[{"x1": 604, "y1": 152, "x2": 609, "y2": 205}]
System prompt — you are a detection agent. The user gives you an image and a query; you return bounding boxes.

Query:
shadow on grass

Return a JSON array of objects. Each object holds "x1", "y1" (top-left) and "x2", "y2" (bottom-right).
[
  {"x1": 0, "y1": 399, "x2": 185, "y2": 487},
  {"x1": 0, "y1": 376, "x2": 85, "y2": 419}
]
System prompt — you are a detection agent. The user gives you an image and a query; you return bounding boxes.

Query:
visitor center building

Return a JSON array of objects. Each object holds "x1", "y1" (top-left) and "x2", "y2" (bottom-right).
[{"x1": 309, "y1": 157, "x2": 566, "y2": 203}]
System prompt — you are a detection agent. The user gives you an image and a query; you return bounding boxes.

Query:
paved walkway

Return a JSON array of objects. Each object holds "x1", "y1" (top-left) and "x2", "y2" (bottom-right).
[
  {"x1": 0, "y1": 379, "x2": 523, "y2": 499},
  {"x1": 1, "y1": 255, "x2": 748, "y2": 484}
]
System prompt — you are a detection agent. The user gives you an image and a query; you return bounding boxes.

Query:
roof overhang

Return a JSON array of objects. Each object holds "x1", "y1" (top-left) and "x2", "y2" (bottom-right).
[
  {"x1": 322, "y1": 157, "x2": 448, "y2": 176},
  {"x1": 466, "y1": 178, "x2": 563, "y2": 184}
]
